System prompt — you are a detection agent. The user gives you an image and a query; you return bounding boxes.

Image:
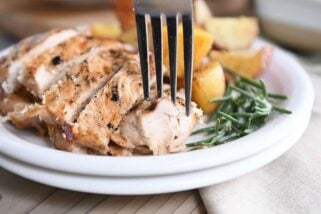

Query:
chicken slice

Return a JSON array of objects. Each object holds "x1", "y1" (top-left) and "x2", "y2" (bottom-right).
[
  {"x1": 48, "y1": 125, "x2": 87, "y2": 153},
  {"x1": 115, "y1": 96, "x2": 203, "y2": 155},
  {"x1": 7, "y1": 106, "x2": 47, "y2": 135},
  {"x1": 46, "y1": 47, "x2": 133, "y2": 124},
  {"x1": 1, "y1": 27, "x2": 86, "y2": 94},
  {"x1": 18, "y1": 36, "x2": 122, "y2": 97},
  {"x1": 108, "y1": 143, "x2": 133, "y2": 156},
  {"x1": 69, "y1": 55, "x2": 155, "y2": 154},
  {"x1": 0, "y1": 32, "x2": 48, "y2": 83},
  {"x1": 24, "y1": 46, "x2": 133, "y2": 125},
  {"x1": 0, "y1": 86, "x2": 37, "y2": 115},
  {"x1": 48, "y1": 124, "x2": 132, "y2": 156},
  {"x1": 0, "y1": 89, "x2": 46, "y2": 134}
]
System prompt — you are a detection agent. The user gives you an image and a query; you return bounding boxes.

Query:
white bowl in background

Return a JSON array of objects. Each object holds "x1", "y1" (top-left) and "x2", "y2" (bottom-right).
[{"x1": 256, "y1": 0, "x2": 321, "y2": 52}]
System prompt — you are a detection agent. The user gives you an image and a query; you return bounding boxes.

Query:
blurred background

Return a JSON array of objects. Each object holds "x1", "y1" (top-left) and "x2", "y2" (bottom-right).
[{"x1": 0, "y1": 0, "x2": 320, "y2": 71}]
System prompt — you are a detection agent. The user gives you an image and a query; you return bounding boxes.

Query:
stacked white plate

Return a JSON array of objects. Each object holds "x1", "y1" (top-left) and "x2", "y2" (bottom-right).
[{"x1": 0, "y1": 40, "x2": 314, "y2": 195}]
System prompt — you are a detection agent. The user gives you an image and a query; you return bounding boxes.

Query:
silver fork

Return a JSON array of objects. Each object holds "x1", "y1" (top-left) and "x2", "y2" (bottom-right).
[{"x1": 134, "y1": 0, "x2": 194, "y2": 115}]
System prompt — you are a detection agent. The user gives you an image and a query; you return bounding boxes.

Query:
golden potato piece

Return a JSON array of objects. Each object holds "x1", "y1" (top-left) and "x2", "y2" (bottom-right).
[
  {"x1": 163, "y1": 25, "x2": 213, "y2": 78},
  {"x1": 177, "y1": 77, "x2": 185, "y2": 89},
  {"x1": 192, "y1": 61, "x2": 226, "y2": 115},
  {"x1": 210, "y1": 46, "x2": 273, "y2": 78},
  {"x1": 119, "y1": 27, "x2": 138, "y2": 46},
  {"x1": 91, "y1": 23, "x2": 122, "y2": 39},
  {"x1": 204, "y1": 17, "x2": 259, "y2": 50},
  {"x1": 114, "y1": 0, "x2": 136, "y2": 31},
  {"x1": 194, "y1": 0, "x2": 213, "y2": 26}
]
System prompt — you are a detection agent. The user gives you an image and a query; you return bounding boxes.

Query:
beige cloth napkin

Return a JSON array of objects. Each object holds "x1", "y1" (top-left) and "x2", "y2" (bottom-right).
[{"x1": 200, "y1": 71, "x2": 321, "y2": 214}]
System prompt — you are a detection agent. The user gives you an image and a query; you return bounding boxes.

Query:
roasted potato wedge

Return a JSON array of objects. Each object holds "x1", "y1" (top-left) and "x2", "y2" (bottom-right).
[
  {"x1": 163, "y1": 25, "x2": 213, "y2": 78},
  {"x1": 210, "y1": 47, "x2": 273, "y2": 79},
  {"x1": 194, "y1": 0, "x2": 213, "y2": 25},
  {"x1": 119, "y1": 27, "x2": 138, "y2": 46},
  {"x1": 192, "y1": 61, "x2": 226, "y2": 115},
  {"x1": 204, "y1": 17, "x2": 259, "y2": 50},
  {"x1": 114, "y1": 0, "x2": 212, "y2": 29},
  {"x1": 177, "y1": 77, "x2": 185, "y2": 89},
  {"x1": 114, "y1": 0, "x2": 135, "y2": 31},
  {"x1": 90, "y1": 23, "x2": 122, "y2": 39}
]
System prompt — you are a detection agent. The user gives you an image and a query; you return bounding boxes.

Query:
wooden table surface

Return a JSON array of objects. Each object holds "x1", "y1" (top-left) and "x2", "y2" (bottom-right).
[{"x1": 0, "y1": 168, "x2": 206, "y2": 214}]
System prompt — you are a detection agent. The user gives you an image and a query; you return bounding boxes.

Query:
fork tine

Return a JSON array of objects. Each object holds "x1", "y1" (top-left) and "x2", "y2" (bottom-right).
[
  {"x1": 182, "y1": 14, "x2": 194, "y2": 116},
  {"x1": 151, "y1": 15, "x2": 163, "y2": 98},
  {"x1": 166, "y1": 15, "x2": 179, "y2": 104},
  {"x1": 135, "y1": 13, "x2": 150, "y2": 100}
]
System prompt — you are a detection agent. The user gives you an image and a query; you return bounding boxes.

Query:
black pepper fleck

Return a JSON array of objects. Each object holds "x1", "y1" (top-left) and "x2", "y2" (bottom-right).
[
  {"x1": 52, "y1": 56, "x2": 62, "y2": 65},
  {"x1": 107, "y1": 123, "x2": 114, "y2": 129},
  {"x1": 111, "y1": 84, "x2": 119, "y2": 102},
  {"x1": 111, "y1": 93, "x2": 119, "y2": 102}
]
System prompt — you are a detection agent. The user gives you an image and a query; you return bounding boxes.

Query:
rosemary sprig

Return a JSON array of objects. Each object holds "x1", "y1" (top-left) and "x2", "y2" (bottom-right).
[
  {"x1": 187, "y1": 69, "x2": 292, "y2": 149},
  {"x1": 268, "y1": 93, "x2": 288, "y2": 100}
]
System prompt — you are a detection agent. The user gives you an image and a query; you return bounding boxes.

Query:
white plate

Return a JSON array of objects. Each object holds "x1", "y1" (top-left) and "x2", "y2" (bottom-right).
[
  {"x1": 0, "y1": 38, "x2": 313, "y2": 194},
  {"x1": 0, "y1": 39, "x2": 314, "y2": 178},
  {"x1": 0, "y1": 107, "x2": 311, "y2": 195}
]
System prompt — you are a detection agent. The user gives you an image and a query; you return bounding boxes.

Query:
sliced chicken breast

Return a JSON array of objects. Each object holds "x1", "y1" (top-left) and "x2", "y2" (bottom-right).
[
  {"x1": 45, "y1": 47, "x2": 133, "y2": 124},
  {"x1": 69, "y1": 55, "x2": 155, "y2": 154},
  {"x1": 6, "y1": 106, "x2": 47, "y2": 135},
  {"x1": 48, "y1": 123, "x2": 133, "y2": 155},
  {"x1": 48, "y1": 125, "x2": 87, "y2": 153},
  {"x1": 108, "y1": 143, "x2": 133, "y2": 156},
  {"x1": 1, "y1": 89, "x2": 46, "y2": 134},
  {"x1": 0, "y1": 34, "x2": 46, "y2": 85},
  {"x1": 24, "y1": 46, "x2": 132, "y2": 125},
  {"x1": 1, "y1": 27, "x2": 86, "y2": 94},
  {"x1": 0, "y1": 90, "x2": 32, "y2": 116},
  {"x1": 18, "y1": 36, "x2": 123, "y2": 97},
  {"x1": 115, "y1": 95, "x2": 203, "y2": 155}
]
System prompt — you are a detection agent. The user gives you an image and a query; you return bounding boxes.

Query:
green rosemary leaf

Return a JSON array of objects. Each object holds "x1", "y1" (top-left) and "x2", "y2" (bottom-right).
[
  {"x1": 217, "y1": 111, "x2": 243, "y2": 125},
  {"x1": 186, "y1": 135, "x2": 217, "y2": 147},
  {"x1": 215, "y1": 118, "x2": 221, "y2": 132},
  {"x1": 246, "y1": 115, "x2": 254, "y2": 129},
  {"x1": 268, "y1": 93, "x2": 288, "y2": 100},
  {"x1": 191, "y1": 126, "x2": 215, "y2": 135},
  {"x1": 260, "y1": 80, "x2": 268, "y2": 98},
  {"x1": 210, "y1": 86, "x2": 233, "y2": 120},
  {"x1": 272, "y1": 106, "x2": 292, "y2": 114},
  {"x1": 230, "y1": 86, "x2": 266, "y2": 106},
  {"x1": 244, "y1": 128, "x2": 255, "y2": 134},
  {"x1": 240, "y1": 76, "x2": 262, "y2": 89},
  {"x1": 224, "y1": 67, "x2": 262, "y2": 88},
  {"x1": 224, "y1": 135, "x2": 242, "y2": 143},
  {"x1": 231, "y1": 112, "x2": 250, "y2": 117}
]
